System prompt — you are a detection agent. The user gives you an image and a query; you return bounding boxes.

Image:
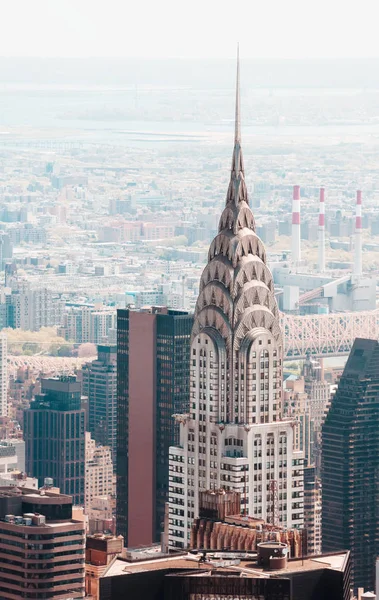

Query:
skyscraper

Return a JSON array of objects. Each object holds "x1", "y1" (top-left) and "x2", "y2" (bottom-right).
[
  {"x1": 303, "y1": 357, "x2": 330, "y2": 472},
  {"x1": 85, "y1": 432, "x2": 115, "y2": 514},
  {"x1": 322, "y1": 338, "x2": 379, "y2": 591},
  {"x1": 0, "y1": 333, "x2": 7, "y2": 417},
  {"x1": 303, "y1": 465, "x2": 321, "y2": 556},
  {"x1": 168, "y1": 53, "x2": 304, "y2": 549},
  {"x1": 81, "y1": 345, "x2": 117, "y2": 464},
  {"x1": 117, "y1": 306, "x2": 193, "y2": 546},
  {"x1": 24, "y1": 376, "x2": 85, "y2": 505}
]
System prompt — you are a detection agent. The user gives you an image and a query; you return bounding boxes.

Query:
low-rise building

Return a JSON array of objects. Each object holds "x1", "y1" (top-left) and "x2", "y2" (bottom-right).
[
  {"x1": 99, "y1": 548, "x2": 351, "y2": 600},
  {"x1": 85, "y1": 533, "x2": 124, "y2": 600}
]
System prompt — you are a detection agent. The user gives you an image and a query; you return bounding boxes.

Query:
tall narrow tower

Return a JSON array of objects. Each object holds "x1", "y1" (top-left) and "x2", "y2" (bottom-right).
[
  {"x1": 318, "y1": 187, "x2": 326, "y2": 273},
  {"x1": 0, "y1": 333, "x2": 7, "y2": 417},
  {"x1": 168, "y1": 51, "x2": 304, "y2": 550},
  {"x1": 354, "y1": 190, "x2": 362, "y2": 277},
  {"x1": 292, "y1": 185, "x2": 301, "y2": 265},
  {"x1": 322, "y1": 338, "x2": 379, "y2": 590}
]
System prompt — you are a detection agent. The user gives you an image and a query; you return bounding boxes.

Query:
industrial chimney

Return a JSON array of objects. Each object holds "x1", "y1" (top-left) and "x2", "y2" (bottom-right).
[
  {"x1": 292, "y1": 185, "x2": 301, "y2": 266},
  {"x1": 354, "y1": 190, "x2": 362, "y2": 277},
  {"x1": 318, "y1": 188, "x2": 325, "y2": 272}
]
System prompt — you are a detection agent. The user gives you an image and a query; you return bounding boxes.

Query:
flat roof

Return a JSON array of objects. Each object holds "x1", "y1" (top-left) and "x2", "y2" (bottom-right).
[{"x1": 101, "y1": 551, "x2": 349, "y2": 580}]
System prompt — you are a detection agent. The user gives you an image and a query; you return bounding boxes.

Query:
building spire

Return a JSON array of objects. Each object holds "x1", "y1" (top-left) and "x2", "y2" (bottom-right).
[
  {"x1": 235, "y1": 43, "x2": 241, "y2": 144},
  {"x1": 227, "y1": 43, "x2": 246, "y2": 208}
]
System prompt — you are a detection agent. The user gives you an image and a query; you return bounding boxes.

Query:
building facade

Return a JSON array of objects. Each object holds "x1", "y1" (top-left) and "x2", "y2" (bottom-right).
[
  {"x1": 322, "y1": 338, "x2": 379, "y2": 591},
  {"x1": 59, "y1": 305, "x2": 116, "y2": 344},
  {"x1": 168, "y1": 58, "x2": 304, "y2": 549},
  {"x1": 116, "y1": 306, "x2": 193, "y2": 546},
  {"x1": 85, "y1": 534, "x2": 123, "y2": 600},
  {"x1": 85, "y1": 432, "x2": 115, "y2": 513},
  {"x1": 5, "y1": 287, "x2": 63, "y2": 331},
  {"x1": 303, "y1": 466, "x2": 321, "y2": 556},
  {"x1": 99, "y1": 549, "x2": 351, "y2": 600},
  {"x1": 0, "y1": 486, "x2": 85, "y2": 599},
  {"x1": 0, "y1": 333, "x2": 7, "y2": 417},
  {"x1": 81, "y1": 345, "x2": 117, "y2": 464},
  {"x1": 24, "y1": 376, "x2": 85, "y2": 505},
  {"x1": 283, "y1": 376, "x2": 313, "y2": 466}
]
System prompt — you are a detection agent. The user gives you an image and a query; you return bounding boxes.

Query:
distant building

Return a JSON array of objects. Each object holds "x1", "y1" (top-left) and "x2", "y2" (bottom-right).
[
  {"x1": 7, "y1": 223, "x2": 47, "y2": 245},
  {"x1": 303, "y1": 466, "x2": 321, "y2": 556},
  {"x1": 91, "y1": 311, "x2": 116, "y2": 345},
  {"x1": 81, "y1": 345, "x2": 117, "y2": 464},
  {"x1": 0, "y1": 486, "x2": 85, "y2": 599},
  {"x1": 257, "y1": 220, "x2": 276, "y2": 245},
  {"x1": 130, "y1": 191, "x2": 165, "y2": 210},
  {"x1": 24, "y1": 376, "x2": 85, "y2": 505},
  {"x1": 125, "y1": 289, "x2": 164, "y2": 308},
  {"x1": 51, "y1": 173, "x2": 88, "y2": 189},
  {"x1": 142, "y1": 222, "x2": 175, "y2": 240},
  {"x1": 87, "y1": 495, "x2": 114, "y2": 533},
  {"x1": 0, "y1": 440, "x2": 20, "y2": 476},
  {"x1": 4, "y1": 287, "x2": 63, "y2": 331},
  {"x1": 117, "y1": 306, "x2": 193, "y2": 546},
  {"x1": 59, "y1": 305, "x2": 116, "y2": 344},
  {"x1": 303, "y1": 357, "x2": 331, "y2": 472},
  {"x1": 322, "y1": 338, "x2": 379, "y2": 591},
  {"x1": 0, "y1": 232, "x2": 13, "y2": 269},
  {"x1": 85, "y1": 432, "x2": 115, "y2": 514},
  {"x1": 283, "y1": 376, "x2": 313, "y2": 466},
  {"x1": 301, "y1": 219, "x2": 318, "y2": 242},
  {"x1": 0, "y1": 334, "x2": 7, "y2": 417},
  {"x1": 109, "y1": 196, "x2": 132, "y2": 215},
  {"x1": 252, "y1": 180, "x2": 271, "y2": 208}
]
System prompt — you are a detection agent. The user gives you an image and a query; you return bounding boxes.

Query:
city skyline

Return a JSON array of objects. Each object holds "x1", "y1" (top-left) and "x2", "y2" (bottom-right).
[{"x1": 0, "y1": 20, "x2": 378, "y2": 596}]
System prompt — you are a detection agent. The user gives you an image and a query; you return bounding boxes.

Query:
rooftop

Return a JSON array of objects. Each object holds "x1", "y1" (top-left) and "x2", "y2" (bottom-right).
[{"x1": 102, "y1": 551, "x2": 349, "y2": 580}]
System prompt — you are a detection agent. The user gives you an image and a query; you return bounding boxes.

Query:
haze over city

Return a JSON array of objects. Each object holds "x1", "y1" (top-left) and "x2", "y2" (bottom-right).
[
  {"x1": 2, "y1": 0, "x2": 379, "y2": 59},
  {"x1": 0, "y1": 3, "x2": 379, "y2": 600}
]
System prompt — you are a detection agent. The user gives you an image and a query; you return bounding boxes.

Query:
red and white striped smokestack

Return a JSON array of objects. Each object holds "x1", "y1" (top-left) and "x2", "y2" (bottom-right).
[
  {"x1": 318, "y1": 187, "x2": 325, "y2": 272},
  {"x1": 354, "y1": 190, "x2": 362, "y2": 277},
  {"x1": 292, "y1": 185, "x2": 301, "y2": 265}
]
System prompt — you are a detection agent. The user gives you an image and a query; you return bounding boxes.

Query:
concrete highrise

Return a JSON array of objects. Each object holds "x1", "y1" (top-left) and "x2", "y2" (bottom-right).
[
  {"x1": 58, "y1": 305, "x2": 116, "y2": 344},
  {"x1": 5, "y1": 286, "x2": 63, "y2": 331},
  {"x1": 24, "y1": 376, "x2": 85, "y2": 505},
  {"x1": 318, "y1": 187, "x2": 325, "y2": 272},
  {"x1": 0, "y1": 232, "x2": 13, "y2": 270},
  {"x1": 322, "y1": 338, "x2": 379, "y2": 591},
  {"x1": 303, "y1": 465, "x2": 321, "y2": 556},
  {"x1": 354, "y1": 190, "x2": 363, "y2": 277},
  {"x1": 81, "y1": 345, "x2": 117, "y2": 464},
  {"x1": 85, "y1": 432, "x2": 115, "y2": 514},
  {"x1": 292, "y1": 185, "x2": 301, "y2": 265},
  {"x1": 303, "y1": 357, "x2": 331, "y2": 473},
  {"x1": 168, "y1": 54, "x2": 304, "y2": 549},
  {"x1": 0, "y1": 486, "x2": 85, "y2": 599},
  {"x1": 0, "y1": 333, "x2": 7, "y2": 417},
  {"x1": 117, "y1": 307, "x2": 193, "y2": 546},
  {"x1": 283, "y1": 376, "x2": 312, "y2": 467}
]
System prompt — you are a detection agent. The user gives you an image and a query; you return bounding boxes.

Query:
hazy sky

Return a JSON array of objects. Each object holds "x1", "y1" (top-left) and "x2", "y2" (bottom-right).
[{"x1": 2, "y1": 0, "x2": 379, "y2": 59}]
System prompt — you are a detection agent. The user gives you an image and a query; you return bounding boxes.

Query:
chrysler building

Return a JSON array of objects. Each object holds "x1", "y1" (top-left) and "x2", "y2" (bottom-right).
[{"x1": 168, "y1": 52, "x2": 304, "y2": 549}]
